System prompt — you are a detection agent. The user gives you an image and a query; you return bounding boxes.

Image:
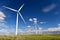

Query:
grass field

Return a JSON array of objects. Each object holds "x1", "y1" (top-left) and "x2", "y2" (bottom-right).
[{"x1": 0, "y1": 34, "x2": 60, "y2": 40}]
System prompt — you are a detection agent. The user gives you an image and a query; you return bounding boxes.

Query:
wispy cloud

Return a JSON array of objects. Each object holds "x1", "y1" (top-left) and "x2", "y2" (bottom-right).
[
  {"x1": 40, "y1": 22, "x2": 46, "y2": 24},
  {"x1": 42, "y1": 3, "x2": 56, "y2": 12},
  {"x1": 27, "y1": 26, "x2": 31, "y2": 28},
  {"x1": 23, "y1": 25, "x2": 60, "y2": 34},
  {"x1": 29, "y1": 18, "x2": 33, "y2": 22},
  {"x1": 0, "y1": 11, "x2": 9, "y2": 35},
  {"x1": 58, "y1": 24, "x2": 60, "y2": 26},
  {"x1": 43, "y1": 27, "x2": 60, "y2": 32},
  {"x1": 0, "y1": 11, "x2": 7, "y2": 28},
  {"x1": 0, "y1": 29, "x2": 9, "y2": 35},
  {"x1": 29, "y1": 18, "x2": 38, "y2": 24},
  {"x1": 0, "y1": 11, "x2": 6, "y2": 21},
  {"x1": 33, "y1": 18, "x2": 37, "y2": 21}
]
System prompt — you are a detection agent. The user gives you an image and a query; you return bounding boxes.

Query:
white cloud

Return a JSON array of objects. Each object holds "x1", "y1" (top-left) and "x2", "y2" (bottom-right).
[
  {"x1": 29, "y1": 18, "x2": 33, "y2": 22},
  {"x1": 38, "y1": 27, "x2": 42, "y2": 32},
  {"x1": 0, "y1": 11, "x2": 6, "y2": 21},
  {"x1": 33, "y1": 18, "x2": 38, "y2": 24},
  {"x1": 0, "y1": 29, "x2": 7, "y2": 32},
  {"x1": 9, "y1": 28, "x2": 15, "y2": 34},
  {"x1": 8, "y1": 26, "x2": 60, "y2": 34},
  {"x1": 34, "y1": 20, "x2": 38, "y2": 24},
  {"x1": 42, "y1": 3, "x2": 56, "y2": 12},
  {"x1": 0, "y1": 17, "x2": 4, "y2": 21},
  {"x1": 27, "y1": 26, "x2": 31, "y2": 28},
  {"x1": 39, "y1": 27, "x2": 42, "y2": 30},
  {"x1": 0, "y1": 23, "x2": 7, "y2": 28},
  {"x1": 0, "y1": 11, "x2": 6, "y2": 17},
  {"x1": 43, "y1": 27, "x2": 60, "y2": 32},
  {"x1": 58, "y1": 24, "x2": 60, "y2": 26},
  {"x1": 0, "y1": 29, "x2": 9, "y2": 35},
  {"x1": 41, "y1": 27, "x2": 60, "y2": 34},
  {"x1": 19, "y1": 30, "x2": 23, "y2": 32},
  {"x1": 29, "y1": 18, "x2": 38, "y2": 24},
  {"x1": 0, "y1": 11, "x2": 9, "y2": 35},
  {"x1": 33, "y1": 18, "x2": 37, "y2": 21},
  {"x1": 40, "y1": 22, "x2": 46, "y2": 24},
  {"x1": 0, "y1": 11, "x2": 7, "y2": 28}
]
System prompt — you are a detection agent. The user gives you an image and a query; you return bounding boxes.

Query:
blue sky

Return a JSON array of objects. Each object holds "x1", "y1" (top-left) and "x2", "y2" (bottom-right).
[{"x1": 0, "y1": 0, "x2": 60, "y2": 34}]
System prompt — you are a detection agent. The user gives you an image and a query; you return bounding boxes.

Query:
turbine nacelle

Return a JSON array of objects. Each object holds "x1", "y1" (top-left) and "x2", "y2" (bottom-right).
[{"x1": 16, "y1": 11, "x2": 19, "y2": 14}]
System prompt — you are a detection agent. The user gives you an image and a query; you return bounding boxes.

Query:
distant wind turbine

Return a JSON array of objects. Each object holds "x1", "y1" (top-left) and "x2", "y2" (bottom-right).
[
  {"x1": 29, "y1": 18, "x2": 38, "y2": 34},
  {"x1": 3, "y1": 4, "x2": 26, "y2": 35},
  {"x1": 33, "y1": 18, "x2": 38, "y2": 34}
]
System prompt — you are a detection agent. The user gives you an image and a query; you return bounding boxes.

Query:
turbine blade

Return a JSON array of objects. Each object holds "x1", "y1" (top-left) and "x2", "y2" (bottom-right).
[
  {"x1": 18, "y1": 12, "x2": 26, "y2": 24},
  {"x1": 3, "y1": 6, "x2": 17, "y2": 12},
  {"x1": 18, "y1": 4, "x2": 24, "y2": 12}
]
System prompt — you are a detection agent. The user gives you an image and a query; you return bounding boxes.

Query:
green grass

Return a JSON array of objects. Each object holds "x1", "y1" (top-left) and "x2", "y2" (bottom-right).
[{"x1": 0, "y1": 34, "x2": 60, "y2": 40}]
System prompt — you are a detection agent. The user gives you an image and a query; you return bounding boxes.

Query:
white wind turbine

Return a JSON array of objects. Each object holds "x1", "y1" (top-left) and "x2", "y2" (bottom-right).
[
  {"x1": 3, "y1": 4, "x2": 26, "y2": 35},
  {"x1": 29, "y1": 18, "x2": 38, "y2": 34}
]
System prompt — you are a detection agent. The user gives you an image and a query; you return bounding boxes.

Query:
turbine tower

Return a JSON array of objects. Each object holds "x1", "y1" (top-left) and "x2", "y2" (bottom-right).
[{"x1": 3, "y1": 4, "x2": 26, "y2": 35}]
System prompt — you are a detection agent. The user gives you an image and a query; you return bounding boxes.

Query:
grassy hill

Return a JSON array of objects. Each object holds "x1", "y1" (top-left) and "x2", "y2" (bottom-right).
[{"x1": 0, "y1": 34, "x2": 60, "y2": 40}]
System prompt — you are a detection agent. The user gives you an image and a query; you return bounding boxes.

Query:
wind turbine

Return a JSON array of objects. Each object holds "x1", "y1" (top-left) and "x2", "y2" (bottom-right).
[
  {"x1": 3, "y1": 4, "x2": 26, "y2": 35},
  {"x1": 33, "y1": 18, "x2": 38, "y2": 34},
  {"x1": 29, "y1": 18, "x2": 38, "y2": 34}
]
